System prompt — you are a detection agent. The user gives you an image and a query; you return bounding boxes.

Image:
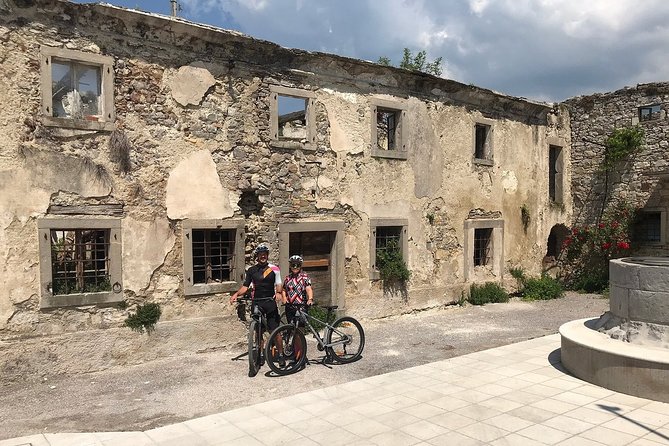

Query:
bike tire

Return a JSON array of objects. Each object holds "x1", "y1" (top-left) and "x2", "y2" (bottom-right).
[
  {"x1": 248, "y1": 320, "x2": 261, "y2": 377},
  {"x1": 326, "y1": 316, "x2": 365, "y2": 364},
  {"x1": 264, "y1": 324, "x2": 307, "y2": 376}
]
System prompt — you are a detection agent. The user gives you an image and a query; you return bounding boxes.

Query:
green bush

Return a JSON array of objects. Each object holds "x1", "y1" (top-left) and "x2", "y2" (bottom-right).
[
  {"x1": 307, "y1": 305, "x2": 336, "y2": 332},
  {"x1": 469, "y1": 282, "x2": 509, "y2": 305},
  {"x1": 572, "y1": 273, "x2": 608, "y2": 293},
  {"x1": 522, "y1": 275, "x2": 564, "y2": 301},
  {"x1": 377, "y1": 239, "x2": 411, "y2": 283},
  {"x1": 125, "y1": 302, "x2": 161, "y2": 333}
]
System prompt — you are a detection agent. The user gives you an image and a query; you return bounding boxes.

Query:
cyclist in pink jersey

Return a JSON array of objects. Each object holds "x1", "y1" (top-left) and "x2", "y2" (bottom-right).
[{"x1": 282, "y1": 255, "x2": 313, "y2": 324}]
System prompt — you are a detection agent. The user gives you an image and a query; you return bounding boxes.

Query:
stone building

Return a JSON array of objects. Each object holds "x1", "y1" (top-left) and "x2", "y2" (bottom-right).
[
  {"x1": 564, "y1": 83, "x2": 669, "y2": 255},
  {"x1": 0, "y1": 0, "x2": 571, "y2": 345}
]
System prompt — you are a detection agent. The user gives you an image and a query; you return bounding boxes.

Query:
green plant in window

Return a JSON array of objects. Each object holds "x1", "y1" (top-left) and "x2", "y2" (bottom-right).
[
  {"x1": 125, "y1": 302, "x2": 162, "y2": 334},
  {"x1": 376, "y1": 239, "x2": 411, "y2": 283}
]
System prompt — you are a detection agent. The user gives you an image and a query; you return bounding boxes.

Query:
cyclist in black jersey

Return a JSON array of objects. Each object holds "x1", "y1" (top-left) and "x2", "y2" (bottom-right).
[{"x1": 229, "y1": 244, "x2": 283, "y2": 334}]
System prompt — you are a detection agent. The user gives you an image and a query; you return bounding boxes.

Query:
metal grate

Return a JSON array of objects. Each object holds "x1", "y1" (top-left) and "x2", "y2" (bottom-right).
[
  {"x1": 634, "y1": 212, "x2": 661, "y2": 243},
  {"x1": 192, "y1": 229, "x2": 236, "y2": 284},
  {"x1": 376, "y1": 226, "x2": 402, "y2": 258},
  {"x1": 474, "y1": 228, "x2": 493, "y2": 266},
  {"x1": 50, "y1": 229, "x2": 111, "y2": 295}
]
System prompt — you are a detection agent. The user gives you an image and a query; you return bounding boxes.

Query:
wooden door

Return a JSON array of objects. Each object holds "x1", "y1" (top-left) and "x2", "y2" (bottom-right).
[{"x1": 289, "y1": 231, "x2": 335, "y2": 304}]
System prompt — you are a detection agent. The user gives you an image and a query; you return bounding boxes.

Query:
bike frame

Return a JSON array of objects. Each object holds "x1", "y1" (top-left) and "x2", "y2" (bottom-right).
[{"x1": 290, "y1": 305, "x2": 350, "y2": 350}]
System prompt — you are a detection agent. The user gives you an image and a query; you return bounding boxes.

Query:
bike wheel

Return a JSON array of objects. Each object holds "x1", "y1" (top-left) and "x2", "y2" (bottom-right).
[
  {"x1": 265, "y1": 324, "x2": 307, "y2": 376},
  {"x1": 247, "y1": 320, "x2": 261, "y2": 377},
  {"x1": 326, "y1": 316, "x2": 365, "y2": 364}
]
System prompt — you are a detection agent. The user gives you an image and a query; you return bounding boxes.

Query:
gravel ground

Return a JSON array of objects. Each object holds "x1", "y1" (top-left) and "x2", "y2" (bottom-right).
[{"x1": 0, "y1": 292, "x2": 608, "y2": 440}]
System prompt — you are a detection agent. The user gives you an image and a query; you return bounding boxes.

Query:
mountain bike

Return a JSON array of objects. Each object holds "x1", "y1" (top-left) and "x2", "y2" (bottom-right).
[
  {"x1": 264, "y1": 304, "x2": 365, "y2": 375},
  {"x1": 237, "y1": 295, "x2": 274, "y2": 377}
]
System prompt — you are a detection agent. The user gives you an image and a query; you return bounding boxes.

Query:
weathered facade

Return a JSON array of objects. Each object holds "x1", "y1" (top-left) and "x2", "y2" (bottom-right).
[
  {"x1": 0, "y1": 0, "x2": 571, "y2": 344},
  {"x1": 565, "y1": 83, "x2": 669, "y2": 255}
]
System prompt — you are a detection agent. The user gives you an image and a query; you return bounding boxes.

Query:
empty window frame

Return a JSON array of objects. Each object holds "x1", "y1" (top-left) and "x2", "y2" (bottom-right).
[
  {"x1": 40, "y1": 46, "x2": 115, "y2": 131},
  {"x1": 549, "y1": 145, "x2": 564, "y2": 203},
  {"x1": 634, "y1": 211, "x2": 662, "y2": 244},
  {"x1": 38, "y1": 218, "x2": 122, "y2": 308},
  {"x1": 639, "y1": 104, "x2": 662, "y2": 122},
  {"x1": 269, "y1": 85, "x2": 316, "y2": 149},
  {"x1": 371, "y1": 98, "x2": 407, "y2": 159},
  {"x1": 369, "y1": 218, "x2": 408, "y2": 279},
  {"x1": 183, "y1": 219, "x2": 245, "y2": 296},
  {"x1": 473, "y1": 119, "x2": 494, "y2": 163},
  {"x1": 473, "y1": 228, "x2": 493, "y2": 266}
]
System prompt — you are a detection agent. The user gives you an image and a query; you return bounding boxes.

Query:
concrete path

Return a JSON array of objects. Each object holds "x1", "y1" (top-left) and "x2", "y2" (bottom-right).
[{"x1": 3, "y1": 334, "x2": 669, "y2": 445}]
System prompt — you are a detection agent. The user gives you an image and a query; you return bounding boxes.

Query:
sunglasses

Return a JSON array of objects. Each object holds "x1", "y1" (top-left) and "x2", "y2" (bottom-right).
[{"x1": 290, "y1": 263, "x2": 302, "y2": 268}]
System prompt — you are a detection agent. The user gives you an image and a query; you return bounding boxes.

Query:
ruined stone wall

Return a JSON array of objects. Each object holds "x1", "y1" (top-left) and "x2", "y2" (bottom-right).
[
  {"x1": 0, "y1": 0, "x2": 571, "y2": 339},
  {"x1": 564, "y1": 83, "x2": 669, "y2": 255}
]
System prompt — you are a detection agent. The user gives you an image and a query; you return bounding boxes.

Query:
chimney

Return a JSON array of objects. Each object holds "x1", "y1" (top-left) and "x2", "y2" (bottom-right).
[{"x1": 170, "y1": 0, "x2": 179, "y2": 17}]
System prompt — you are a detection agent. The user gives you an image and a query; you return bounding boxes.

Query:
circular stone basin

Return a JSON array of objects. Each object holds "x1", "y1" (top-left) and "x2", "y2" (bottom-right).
[
  {"x1": 622, "y1": 256, "x2": 669, "y2": 266},
  {"x1": 609, "y1": 258, "x2": 669, "y2": 325},
  {"x1": 560, "y1": 318, "x2": 669, "y2": 402}
]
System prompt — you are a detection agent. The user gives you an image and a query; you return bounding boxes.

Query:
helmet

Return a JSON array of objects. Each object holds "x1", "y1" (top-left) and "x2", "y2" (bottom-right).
[
  {"x1": 289, "y1": 255, "x2": 303, "y2": 265},
  {"x1": 253, "y1": 244, "x2": 270, "y2": 257}
]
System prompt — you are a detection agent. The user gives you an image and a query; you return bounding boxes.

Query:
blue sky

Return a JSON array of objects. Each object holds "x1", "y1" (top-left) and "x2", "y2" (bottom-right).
[{"x1": 73, "y1": 0, "x2": 669, "y2": 103}]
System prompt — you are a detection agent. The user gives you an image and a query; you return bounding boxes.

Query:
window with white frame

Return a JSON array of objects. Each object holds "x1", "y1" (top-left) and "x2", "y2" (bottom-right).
[
  {"x1": 183, "y1": 219, "x2": 245, "y2": 296},
  {"x1": 38, "y1": 217, "x2": 122, "y2": 308},
  {"x1": 40, "y1": 46, "x2": 115, "y2": 131},
  {"x1": 269, "y1": 85, "x2": 316, "y2": 149}
]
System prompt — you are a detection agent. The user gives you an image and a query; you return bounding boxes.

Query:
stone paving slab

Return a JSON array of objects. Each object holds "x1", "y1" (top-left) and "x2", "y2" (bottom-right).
[{"x1": 3, "y1": 334, "x2": 669, "y2": 445}]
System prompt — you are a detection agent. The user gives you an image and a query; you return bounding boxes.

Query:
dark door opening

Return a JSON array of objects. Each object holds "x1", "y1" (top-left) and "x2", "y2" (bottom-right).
[{"x1": 289, "y1": 231, "x2": 335, "y2": 304}]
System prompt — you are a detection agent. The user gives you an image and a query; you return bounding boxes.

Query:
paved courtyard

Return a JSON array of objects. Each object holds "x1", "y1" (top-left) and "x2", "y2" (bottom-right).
[{"x1": 3, "y1": 333, "x2": 669, "y2": 446}]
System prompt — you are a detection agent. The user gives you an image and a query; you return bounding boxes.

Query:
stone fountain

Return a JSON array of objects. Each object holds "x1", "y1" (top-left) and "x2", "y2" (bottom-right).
[{"x1": 560, "y1": 257, "x2": 669, "y2": 402}]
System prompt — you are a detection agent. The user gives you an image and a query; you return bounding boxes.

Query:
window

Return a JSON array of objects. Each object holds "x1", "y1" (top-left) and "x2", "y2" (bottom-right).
[
  {"x1": 474, "y1": 120, "x2": 493, "y2": 166},
  {"x1": 464, "y1": 218, "x2": 504, "y2": 281},
  {"x1": 269, "y1": 85, "x2": 316, "y2": 150},
  {"x1": 634, "y1": 211, "x2": 663, "y2": 244},
  {"x1": 40, "y1": 46, "x2": 115, "y2": 131},
  {"x1": 371, "y1": 98, "x2": 407, "y2": 160},
  {"x1": 639, "y1": 104, "x2": 662, "y2": 122},
  {"x1": 549, "y1": 145, "x2": 564, "y2": 203},
  {"x1": 473, "y1": 228, "x2": 493, "y2": 266},
  {"x1": 38, "y1": 218, "x2": 122, "y2": 308},
  {"x1": 369, "y1": 218, "x2": 408, "y2": 279},
  {"x1": 183, "y1": 219, "x2": 245, "y2": 296}
]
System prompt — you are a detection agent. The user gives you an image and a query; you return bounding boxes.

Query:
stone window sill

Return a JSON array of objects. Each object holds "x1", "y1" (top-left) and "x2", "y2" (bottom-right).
[
  {"x1": 270, "y1": 139, "x2": 317, "y2": 151},
  {"x1": 184, "y1": 281, "x2": 240, "y2": 297},
  {"x1": 41, "y1": 291, "x2": 124, "y2": 309},
  {"x1": 43, "y1": 116, "x2": 115, "y2": 132},
  {"x1": 472, "y1": 158, "x2": 494, "y2": 166}
]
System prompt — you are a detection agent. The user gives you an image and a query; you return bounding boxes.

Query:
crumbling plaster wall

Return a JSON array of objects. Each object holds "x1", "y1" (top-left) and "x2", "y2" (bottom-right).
[{"x1": 0, "y1": 0, "x2": 571, "y2": 335}]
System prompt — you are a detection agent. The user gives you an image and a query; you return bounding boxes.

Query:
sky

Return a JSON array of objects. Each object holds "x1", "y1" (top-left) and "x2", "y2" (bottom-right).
[{"x1": 73, "y1": 0, "x2": 669, "y2": 103}]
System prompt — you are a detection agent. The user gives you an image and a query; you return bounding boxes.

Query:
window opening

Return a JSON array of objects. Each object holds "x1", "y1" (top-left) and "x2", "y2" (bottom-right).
[
  {"x1": 549, "y1": 145, "x2": 562, "y2": 202},
  {"x1": 51, "y1": 59, "x2": 101, "y2": 120},
  {"x1": 278, "y1": 95, "x2": 307, "y2": 140},
  {"x1": 376, "y1": 108, "x2": 399, "y2": 150},
  {"x1": 50, "y1": 229, "x2": 111, "y2": 295},
  {"x1": 375, "y1": 226, "x2": 402, "y2": 261},
  {"x1": 474, "y1": 228, "x2": 493, "y2": 266},
  {"x1": 191, "y1": 229, "x2": 236, "y2": 284},
  {"x1": 634, "y1": 212, "x2": 661, "y2": 243},
  {"x1": 639, "y1": 105, "x2": 662, "y2": 122},
  {"x1": 474, "y1": 123, "x2": 491, "y2": 159}
]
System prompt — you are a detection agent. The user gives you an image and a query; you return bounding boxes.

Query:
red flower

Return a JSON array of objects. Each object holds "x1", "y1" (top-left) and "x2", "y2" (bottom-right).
[
  {"x1": 598, "y1": 223, "x2": 606, "y2": 229},
  {"x1": 611, "y1": 221, "x2": 619, "y2": 229},
  {"x1": 572, "y1": 227, "x2": 579, "y2": 235},
  {"x1": 617, "y1": 241, "x2": 630, "y2": 249},
  {"x1": 602, "y1": 242, "x2": 612, "y2": 250},
  {"x1": 562, "y1": 237, "x2": 573, "y2": 247}
]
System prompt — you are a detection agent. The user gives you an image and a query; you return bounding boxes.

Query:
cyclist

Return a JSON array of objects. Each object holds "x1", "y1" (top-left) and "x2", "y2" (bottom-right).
[
  {"x1": 229, "y1": 244, "x2": 283, "y2": 340},
  {"x1": 282, "y1": 255, "x2": 314, "y2": 323}
]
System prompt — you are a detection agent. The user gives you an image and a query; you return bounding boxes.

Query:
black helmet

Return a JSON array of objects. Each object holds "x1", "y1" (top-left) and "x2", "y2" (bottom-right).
[{"x1": 253, "y1": 244, "x2": 270, "y2": 257}]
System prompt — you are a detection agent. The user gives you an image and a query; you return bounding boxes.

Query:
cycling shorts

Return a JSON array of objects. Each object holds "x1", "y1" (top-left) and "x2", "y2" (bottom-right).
[{"x1": 255, "y1": 298, "x2": 281, "y2": 332}]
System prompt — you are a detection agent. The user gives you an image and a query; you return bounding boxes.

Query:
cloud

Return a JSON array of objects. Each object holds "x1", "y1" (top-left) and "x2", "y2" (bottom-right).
[{"x1": 176, "y1": 0, "x2": 669, "y2": 102}]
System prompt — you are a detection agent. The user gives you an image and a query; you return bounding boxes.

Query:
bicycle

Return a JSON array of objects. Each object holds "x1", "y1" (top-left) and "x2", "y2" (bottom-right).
[
  {"x1": 236, "y1": 295, "x2": 275, "y2": 377},
  {"x1": 264, "y1": 303, "x2": 365, "y2": 375}
]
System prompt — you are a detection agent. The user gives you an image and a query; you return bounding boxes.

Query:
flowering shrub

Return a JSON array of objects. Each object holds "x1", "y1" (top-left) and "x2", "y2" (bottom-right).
[{"x1": 559, "y1": 202, "x2": 636, "y2": 291}]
